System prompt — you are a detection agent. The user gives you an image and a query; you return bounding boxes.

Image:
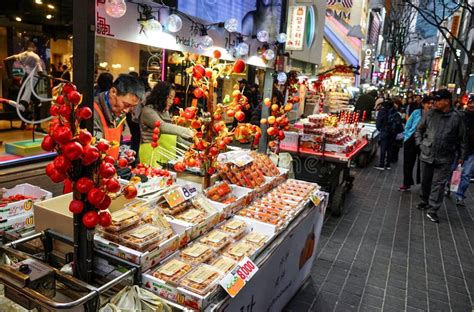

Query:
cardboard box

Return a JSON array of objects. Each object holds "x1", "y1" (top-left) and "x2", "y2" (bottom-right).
[
  {"x1": 0, "y1": 212, "x2": 34, "y2": 232},
  {"x1": 206, "y1": 185, "x2": 254, "y2": 219},
  {"x1": 118, "y1": 172, "x2": 177, "y2": 197},
  {"x1": 1, "y1": 183, "x2": 52, "y2": 220},
  {"x1": 34, "y1": 193, "x2": 136, "y2": 254}
]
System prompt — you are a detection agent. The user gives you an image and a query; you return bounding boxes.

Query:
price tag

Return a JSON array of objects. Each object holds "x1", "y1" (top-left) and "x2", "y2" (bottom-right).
[
  {"x1": 163, "y1": 184, "x2": 198, "y2": 207},
  {"x1": 230, "y1": 154, "x2": 254, "y2": 167},
  {"x1": 219, "y1": 257, "x2": 259, "y2": 297},
  {"x1": 310, "y1": 191, "x2": 324, "y2": 206}
]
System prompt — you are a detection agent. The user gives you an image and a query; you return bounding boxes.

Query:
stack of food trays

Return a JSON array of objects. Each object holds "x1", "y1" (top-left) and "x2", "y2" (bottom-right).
[
  {"x1": 248, "y1": 151, "x2": 281, "y2": 177},
  {"x1": 204, "y1": 182, "x2": 237, "y2": 204},
  {"x1": 159, "y1": 194, "x2": 218, "y2": 225},
  {"x1": 216, "y1": 162, "x2": 266, "y2": 189}
]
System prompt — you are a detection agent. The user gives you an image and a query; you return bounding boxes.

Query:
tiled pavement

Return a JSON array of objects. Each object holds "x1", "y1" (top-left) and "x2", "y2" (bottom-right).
[{"x1": 284, "y1": 159, "x2": 474, "y2": 311}]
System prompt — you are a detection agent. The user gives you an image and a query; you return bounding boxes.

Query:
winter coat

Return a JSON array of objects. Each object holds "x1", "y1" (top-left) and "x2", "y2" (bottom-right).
[
  {"x1": 462, "y1": 110, "x2": 474, "y2": 157},
  {"x1": 415, "y1": 108, "x2": 467, "y2": 164}
]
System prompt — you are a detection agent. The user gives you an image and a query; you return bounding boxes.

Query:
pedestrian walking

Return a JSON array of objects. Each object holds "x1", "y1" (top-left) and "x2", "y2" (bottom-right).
[
  {"x1": 400, "y1": 95, "x2": 433, "y2": 191},
  {"x1": 415, "y1": 89, "x2": 467, "y2": 223},
  {"x1": 375, "y1": 100, "x2": 403, "y2": 170},
  {"x1": 455, "y1": 94, "x2": 474, "y2": 206}
]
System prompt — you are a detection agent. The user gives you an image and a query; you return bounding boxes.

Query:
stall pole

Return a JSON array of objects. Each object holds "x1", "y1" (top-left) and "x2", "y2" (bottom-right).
[
  {"x1": 72, "y1": 0, "x2": 96, "y2": 285},
  {"x1": 203, "y1": 82, "x2": 215, "y2": 189}
]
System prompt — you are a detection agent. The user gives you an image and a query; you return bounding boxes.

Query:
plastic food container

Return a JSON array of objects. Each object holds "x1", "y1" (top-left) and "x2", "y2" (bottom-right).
[
  {"x1": 160, "y1": 201, "x2": 189, "y2": 216},
  {"x1": 174, "y1": 208, "x2": 207, "y2": 224},
  {"x1": 179, "y1": 243, "x2": 214, "y2": 265},
  {"x1": 208, "y1": 255, "x2": 237, "y2": 274},
  {"x1": 219, "y1": 219, "x2": 248, "y2": 239},
  {"x1": 242, "y1": 231, "x2": 269, "y2": 248},
  {"x1": 179, "y1": 264, "x2": 222, "y2": 296},
  {"x1": 104, "y1": 210, "x2": 140, "y2": 233},
  {"x1": 191, "y1": 194, "x2": 218, "y2": 215},
  {"x1": 205, "y1": 182, "x2": 232, "y2": 202},
  {"x1": 222, "y1": 241, "x2": 258, "y2": 261},
  {"x1": 199, "y1": 230, "x2": 232, "y2": 251},
  {"x1": 119, "y1": 223, "x2": 170, "y2": 251},
  {"x1": 152, "y1": 258, "x2": 193, "y2": 284}
]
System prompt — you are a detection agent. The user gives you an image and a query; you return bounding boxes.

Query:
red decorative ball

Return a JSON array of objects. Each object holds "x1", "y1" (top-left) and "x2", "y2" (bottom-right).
[
  {"x1": 69, "y1": 200, "x2": 84, "y2": 214},
  {"x1": 106, "y1": 178, "x2": 121, "y2": 193},
  {"x1": 98, "y1": 212, "x2": 112, "y2": 227},
  {"x1": 41, "y1": 135, "x2": 56, "y2": 151},
  {"x1": 82, "y1": 211, "x2": 99, "y2": 228},
  {"x1": 76, "y1": 177, "x2": 94, "y2": 193},
  {"x1": 87, "y1": 188, "x2": 106, "y2": 206},
  {"x1": 62, "y1": 142, "x2": 84, "y2": 161},
  {"x1": 78, "y1": 107, "x2": 93, "y2": 120}
]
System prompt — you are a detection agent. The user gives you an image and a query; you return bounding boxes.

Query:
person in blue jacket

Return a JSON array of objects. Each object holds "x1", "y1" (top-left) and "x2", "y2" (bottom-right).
[{"x1": 400, "y1": 96, "x2": 433, "y2": 191}]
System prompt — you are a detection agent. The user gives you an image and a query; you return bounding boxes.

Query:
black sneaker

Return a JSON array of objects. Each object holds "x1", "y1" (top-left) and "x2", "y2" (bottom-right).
[
  {"x1": 416, "y1": 202, "x2": 428, "y2": 210},
  {"x1": 426, "y1": 212, "x2": 439, "y2": 223},
  {"x1": 374, "y1": 166, "x2": 385, "y2": 171},
  {"x1": 455, "y1": 198, "x2": 465, "y2": 207}
]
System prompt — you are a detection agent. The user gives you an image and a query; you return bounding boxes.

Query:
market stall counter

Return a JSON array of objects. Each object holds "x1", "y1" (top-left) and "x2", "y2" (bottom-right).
[{"x1": 279, "y1": 113, "x2": 369, "y2": 216}]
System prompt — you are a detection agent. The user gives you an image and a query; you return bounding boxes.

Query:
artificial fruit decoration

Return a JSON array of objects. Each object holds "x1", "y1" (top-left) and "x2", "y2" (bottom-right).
[
  {"x1": 41, "y1": 135, "x2": 56, "y2": 151},
  {"x1": 82, "y1": 211, "x2": 99, "y2": 228},
  {"x1": 232, "y1": 59, "x2": 246, "y2": 73},
  {"x1": 123, "y1": 184, "x2": 138, "y2": 199},
  {"x1": 69, "y1": 200, "x2": 84, "y2": 214}
]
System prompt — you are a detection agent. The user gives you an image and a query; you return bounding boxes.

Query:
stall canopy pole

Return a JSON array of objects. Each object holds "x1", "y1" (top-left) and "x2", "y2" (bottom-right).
[{"x1": 73, "y1": 0, "x2": 96, "y2": 286}]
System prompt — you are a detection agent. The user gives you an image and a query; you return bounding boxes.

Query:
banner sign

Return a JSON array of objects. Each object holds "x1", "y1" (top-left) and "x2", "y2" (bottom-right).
[
  {"x1": 216, "y1": 198, "x2": 327, "y2": 312},
  {"x1": 327, "y1": 0, "x2": 353, "y2": 22},
  {"x1": 285, "y1": 6, "x2": 307, "y2": 51},
  {"x1": 95, "y1": 1, "x2": 273, "y2": 68}
]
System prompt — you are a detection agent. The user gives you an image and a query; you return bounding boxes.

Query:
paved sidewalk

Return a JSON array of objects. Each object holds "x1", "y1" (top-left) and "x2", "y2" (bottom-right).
[{"x1": 284, "y1": 161, "x2": 474, "y2": 311}]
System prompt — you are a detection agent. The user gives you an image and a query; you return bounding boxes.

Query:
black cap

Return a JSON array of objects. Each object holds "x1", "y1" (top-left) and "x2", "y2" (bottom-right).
[
  {"x1": 433, "y1": 89, "x2": 452, "y2": 100},
  {"x1": 422, "y1": 95, "x2": 433, "y2": 103}
]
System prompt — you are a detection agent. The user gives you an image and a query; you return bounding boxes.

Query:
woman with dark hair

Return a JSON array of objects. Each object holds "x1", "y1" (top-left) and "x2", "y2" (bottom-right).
[
  {"x1": 375, "y1": 100, "x2": 403, "y2": 170},
  {"x1": 140, "y1": 81, "x2": 193, "y2": 145},
  {"x1": 94, "y1": 72, "x2": 114, "y2": 96}
]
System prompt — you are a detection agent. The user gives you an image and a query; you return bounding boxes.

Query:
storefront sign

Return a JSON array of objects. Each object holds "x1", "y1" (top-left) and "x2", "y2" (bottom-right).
[
  {"x1": 326, "y1": 0, "x2": 353, "y2": 23},
  {"x1": 216, "y1": 198, "x2": 327, "y2": 312},
  {"x1": 361, "y1": 45, "x2": 374, "y2": 81},
  {"x1": 95, "y1": 1, "x2": 273, "y2": 68},
  {"x1": 285, "y1": 6, "x2": 307, "y2": 51},
  {"x1": 220, "y1": 257, "x2": 259, "y2": 297}
]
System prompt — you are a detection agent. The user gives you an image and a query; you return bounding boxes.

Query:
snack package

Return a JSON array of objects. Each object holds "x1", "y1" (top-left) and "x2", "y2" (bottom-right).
[
  {"x1": 118, "y1": 223, "x2": 170, "y2": 251},
  {"x1": 191, "y1": 194, "x2": 218, "y2": 215},
  {"x1": 222, "y1": 241, "x2": 258, "y2": 261},
  {"x1": 218, "y1": 219, "x2": 248, "y2": 239},
  {"x1": 174, "y1": 208, "x2": 206, "y2": 224},
  {"x1": 249, "y1": 151, "x2": 280, "y2": 177},
  {"x1": 199, "y1": 229, "x2": 232, "y2": 251},
  {"x1": 205, "y1": 182, "x2": 233, "y2": 202},
  {"x1": 179, "y1": 243, "x2": 214, "y2": 265},
  {"x1": 207, "y1": 255, "x2": 237, "y2": 274},
  {"x1": 160, "y1": 201, "x2": 189, "y2": 216},
  {"x1": 242, "y1": 231, "x2": 269, "y2": 248},
  {"x1": 152, "y1": 258, "x2": 193, "y2": 284},
  {"x1": 216, "y1": 162, "x2": 266, "y2": 189},
  {"x1": 105, "y1": 210, "x2": 140, "y2": 233},
  {"x1": 179, "y1": 264, "x2": 222, "y2": 296}
]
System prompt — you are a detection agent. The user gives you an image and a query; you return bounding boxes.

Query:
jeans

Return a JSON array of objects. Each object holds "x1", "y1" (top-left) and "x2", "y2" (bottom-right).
[
  {"x1": 456, "y1": 154, "x2": 474, "y2": 199},
  {"x1": 420, "y1": 161, "x2": 453, "y2": 213},
  {"x1": 403, "y1": 136, "x2": 419, "y2": 186},
  {"x1": 379, "y1": 137, "x2": 393, "y2": 167}
]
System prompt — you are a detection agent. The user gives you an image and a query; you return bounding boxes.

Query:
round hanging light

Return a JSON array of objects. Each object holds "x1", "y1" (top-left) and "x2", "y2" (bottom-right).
[
  {"x1": 263, "y1": 49, "x2": 275, "y2": 60},
  {"x1": 224, "y1": 18, "x2": 239, "y2": 33},
  {"x1": 277, "y1": 33, "x2": 287, "y2": 43},
  {"x1": 144, "y1": 19, "x2": 162, "y2": 36},
  {"x1": 200, "y1": 35, "x2": 214, "y2": 49},
  {"x1": 257, "y1": 30, "x2": 269, "y2": 42},
  {"x1": 166, "y1": 14, "x2": 182, "y2": 33},
  {"x1": 277, "y1": 72, "x2": 287, "y2": 84},
  {"x1": 105, "y1": 0, "x2": 127, "y2": 18},
  {"x1": 236, "y1": 42, "x2": 249, "y2": 56}
]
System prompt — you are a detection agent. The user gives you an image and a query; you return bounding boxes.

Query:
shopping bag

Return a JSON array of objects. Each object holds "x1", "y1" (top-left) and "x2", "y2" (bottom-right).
[
  {"x1": 100, "y1": 285, "x2": 171, "y2": 312},
  {"x1": 450, "y1": 165, "x2": 462, "y2": 192},
  {"x1": 139, "y1": 134, "x2": 177, "y2": 168}
]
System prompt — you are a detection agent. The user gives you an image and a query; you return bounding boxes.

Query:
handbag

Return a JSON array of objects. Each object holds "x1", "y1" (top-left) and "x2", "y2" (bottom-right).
[{"x1": 450, "y1": 165, "x2": 463, "y2": 192}]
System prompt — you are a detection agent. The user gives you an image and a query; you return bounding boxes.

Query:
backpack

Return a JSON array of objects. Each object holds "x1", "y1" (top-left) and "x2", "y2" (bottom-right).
[{"x1": 388, "y1": 111, "x2": 403, "y2": 134}]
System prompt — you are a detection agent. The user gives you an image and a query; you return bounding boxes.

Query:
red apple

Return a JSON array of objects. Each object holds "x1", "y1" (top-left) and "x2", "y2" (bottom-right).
[{"x1": 63, "y1": 142, "x2": 83, "y2": 161}]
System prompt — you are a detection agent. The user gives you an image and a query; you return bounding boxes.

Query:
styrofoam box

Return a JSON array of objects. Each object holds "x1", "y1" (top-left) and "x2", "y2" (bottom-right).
[
  {"x1": 141, "y1": 216, "x2": 276, "y2": 310},
  {"x1": 93, "y1": 218, "x2": 191, "y2": 271},
  {"x1": 118, "y1": 172, "x2": 177, "y2": 197},
  {"x1": 1, "y1": 183, "x2": 52, "y2": 220},
  {"x1": 206, "y1": 184, "x2": 255, "y2": 219},
  {"x1": 0, "y1": 212, "x2": 34, "y2": 232}
]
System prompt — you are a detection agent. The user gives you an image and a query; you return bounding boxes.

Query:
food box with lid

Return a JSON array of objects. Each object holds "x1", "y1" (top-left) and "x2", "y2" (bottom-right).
[
  {"x1": 1, "y1": 183, "x2": 52, "y2": 220},
  {"x1": 118, "y1": 171, "x2": 176, "y2": 196},
  {"x1": 94, "y1": 217, "x2": 191, "y2": 271},
  {"x1": 204, "y1": 183, "x2": 254, "y2": 219}
]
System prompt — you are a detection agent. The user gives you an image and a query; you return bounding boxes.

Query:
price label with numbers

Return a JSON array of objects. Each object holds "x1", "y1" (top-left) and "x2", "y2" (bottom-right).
[
  {"x1": 163, "y1": 184, "x2": 198, "y2": 207},
  {"x1": 219, "y1": 257, "x2": 259, "y2": 297}
]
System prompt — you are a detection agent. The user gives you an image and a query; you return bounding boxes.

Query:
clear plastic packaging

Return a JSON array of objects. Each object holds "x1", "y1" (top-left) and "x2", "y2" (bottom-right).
[
  {"x1": 222, "y1": 241, "x2": 258, "y2": 261},
  {"x1": 118, "y1": 223, "x2": 170, "y2": 251},
  {"x1": 179, "y1": 243, "x2": 214, "y2": 265},
  {"x1": 199, "y1": 230, "x2": 232, "y2": 251},
  {"x1": 218, "y1": 219, "x2": 248, "y2": 239},
  {"x1": 205, "y1": 182, "x2": 233, "y2": 203},
  {"x1": 105, "y1": 210, "x2": 140, "y2": 233},
  {"x1": 208, "y1": 255, "x2": 237, "y2": 274},
  {"x1": 152, "y1": 258, "x2": 192, "y2": 284},
  {"x1": 174, "y1": 208, "x2": 207, "y2": 224},
  {"x1": 242, "y1": 231, "x2": 269, "y2": 248},
  {"x1": 191, "y1": 194, "x2": 218, "y2": 215},
  {"x1": 160, "y1": 201, "x2": 189, "y2": 216},
  {"x1": 179, "y1": 264, "x2": 222, "y2": 296}
]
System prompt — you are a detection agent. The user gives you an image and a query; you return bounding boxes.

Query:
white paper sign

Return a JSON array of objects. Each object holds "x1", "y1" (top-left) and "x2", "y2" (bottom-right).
[
  {"x1": 219, "y1": 257, "x2": 259, "y2": 298},
  {"x1": 285, "y1": 6, "x2": 307, "y2": 51}
]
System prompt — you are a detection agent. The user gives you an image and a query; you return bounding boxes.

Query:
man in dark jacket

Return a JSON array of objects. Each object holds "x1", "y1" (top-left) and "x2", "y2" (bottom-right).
[
  {"x1": 355, "y1": 90, "x2": 377, "y2": 122},
  {"x1": 455, "y1": 94, "x2": 474, "y2": 206},
  {"x1": 415, "y1": 89, "x2": 467, "y2": 223},
  {"x1": 375, "y1": 100, "x2": 400, "y2": 170}
]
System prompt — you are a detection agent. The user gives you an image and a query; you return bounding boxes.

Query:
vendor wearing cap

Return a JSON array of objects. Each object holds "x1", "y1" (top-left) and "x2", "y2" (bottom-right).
[
  {"x1": 455, "y1": 94, "x2": 474, "y2": 206},
  {"x1": 94, "y1": 74, "x2": 145, "y2": 159},
  {"x1": 415, "y1": 89, "x2": 467, "y2": 223}
]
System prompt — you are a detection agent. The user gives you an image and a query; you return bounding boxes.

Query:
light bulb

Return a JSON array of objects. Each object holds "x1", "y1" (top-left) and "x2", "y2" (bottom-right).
[
  {"x1": 224, "y1": 18, "x2": 239, "y2": 33},
  {"x1": 257, "y1": 30, "x2": 269, "y2": 42},
  {"x1": 166, "y1": 14, "x2": 182, "y2": 33},
  {"x1": 277, "y1": 33, "x2": 287, "y2": 43},
  {"x1": 200, "y1": 35, "x2": 214, "y2": 49},
  {"x1": 277, "y1": 72, "x2": 287, "y2": 84},
  {"x1": 264, "y1": 49, "x2": 275, "y2": 60},
  {"x1": 236, "y1": 42, "x2": 249, "y2": 56},
  {"x1": 144, "y1": 19, "x2": 162, "y2": 36},
  {"x1": 105, "y1": 0, "x2": 127, "y2": 18}
]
